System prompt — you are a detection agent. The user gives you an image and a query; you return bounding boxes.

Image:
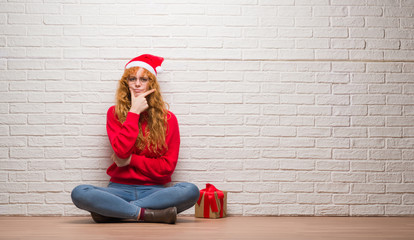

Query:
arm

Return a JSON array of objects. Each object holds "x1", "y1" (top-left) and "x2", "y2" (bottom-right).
[
  {"x1": 129, "y1": 112, "x2": 180, "y2": 181},
  {"x1": 106, "y1": 106, "x2": 140, "y2": 159},
  {"x1": 107, "y1": 90, "x2": 156, "y2": 159}
]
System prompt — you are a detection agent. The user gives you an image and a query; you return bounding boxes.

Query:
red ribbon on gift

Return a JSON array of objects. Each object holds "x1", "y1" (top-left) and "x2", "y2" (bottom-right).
[{"x1": 197, "y1": 183, "x2": 224, "y2": 218}]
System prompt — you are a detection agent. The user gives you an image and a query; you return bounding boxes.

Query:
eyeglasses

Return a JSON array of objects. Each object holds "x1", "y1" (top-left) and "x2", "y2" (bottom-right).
[{"x1": 128, "y1": 77, "x2": 149, "y2": 84}]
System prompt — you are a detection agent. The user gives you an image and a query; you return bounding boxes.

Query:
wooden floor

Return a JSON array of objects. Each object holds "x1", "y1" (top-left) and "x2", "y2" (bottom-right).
[{"x1": 1, "y1": 216, "x2": 414, "y2": 240}]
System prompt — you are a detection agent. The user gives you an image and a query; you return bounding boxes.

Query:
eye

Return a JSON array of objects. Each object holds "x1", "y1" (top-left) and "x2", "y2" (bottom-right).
[
  {"x1": 128, "y1": 77, "x2": 136, "y2": 82},
  {"x1": 140, "y1": 78, "x2": 149, "y2": 83}
]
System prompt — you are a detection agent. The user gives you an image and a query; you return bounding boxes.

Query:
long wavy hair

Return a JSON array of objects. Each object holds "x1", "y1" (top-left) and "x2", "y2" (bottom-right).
[{"x1": 115, "y1": 67, "x2": 169, "y2": 157}]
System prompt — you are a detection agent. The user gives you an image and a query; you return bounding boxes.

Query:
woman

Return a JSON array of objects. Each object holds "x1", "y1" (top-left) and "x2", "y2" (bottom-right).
[{"x1": 71, "y1": 54, "x2": 199, "y2": 224}]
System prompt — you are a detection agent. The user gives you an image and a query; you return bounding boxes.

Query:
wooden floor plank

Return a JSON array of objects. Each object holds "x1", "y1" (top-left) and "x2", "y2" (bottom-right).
[{"x1": 0, "y1": 216, "x2": 413, "y2": 240}]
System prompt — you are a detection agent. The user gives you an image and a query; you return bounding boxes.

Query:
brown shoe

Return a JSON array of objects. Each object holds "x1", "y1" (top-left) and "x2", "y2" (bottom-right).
[
  {"x1": 143, "y1": 207, "x2": 177, "y2": 224},
  {"x1": 90, "y1": 212, "x2": 122, "y2": 223}
]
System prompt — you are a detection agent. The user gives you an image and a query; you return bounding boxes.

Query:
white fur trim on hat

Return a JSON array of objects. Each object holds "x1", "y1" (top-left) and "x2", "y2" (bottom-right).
[
  {"x1": 156, "y1": 66, "x2": 163, "y2": 74},
  {"x1": 125, "y1": 61, "x2": 157, "y2": 76}
]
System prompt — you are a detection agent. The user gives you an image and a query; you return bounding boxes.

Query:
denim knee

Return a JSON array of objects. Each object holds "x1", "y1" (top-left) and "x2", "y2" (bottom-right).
[
  {"x1": 177, "y1": 182, "x2": 200, "y2": 204},
  {"x1": 71, "y1": 184, "x2": 92, "y2": 207}
]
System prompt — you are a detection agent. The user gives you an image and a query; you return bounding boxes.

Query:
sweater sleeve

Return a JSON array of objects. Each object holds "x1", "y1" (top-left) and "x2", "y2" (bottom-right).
[
  {"x1": 106, "y1": 106, "x2": 140, "y2": 159},
  {"x1": 129, "y1": 112, "x2": 180, "y2": 181}
]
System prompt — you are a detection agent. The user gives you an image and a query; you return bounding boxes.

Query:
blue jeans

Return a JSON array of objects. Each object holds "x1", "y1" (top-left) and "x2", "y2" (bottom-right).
[{"x1": 71, "y1": 182, "x2": 199, "y2": 219}]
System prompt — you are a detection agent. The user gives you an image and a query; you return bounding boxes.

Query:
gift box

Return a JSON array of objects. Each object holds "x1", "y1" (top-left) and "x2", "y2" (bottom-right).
[{"x1": 195, "y1": 183, "x2": 227, "y2": 218}]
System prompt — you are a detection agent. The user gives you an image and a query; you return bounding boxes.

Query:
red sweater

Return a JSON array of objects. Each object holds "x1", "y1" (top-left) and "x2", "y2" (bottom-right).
[{"x1": 106, "y1": 105, "x2": 180, "y2": 185}]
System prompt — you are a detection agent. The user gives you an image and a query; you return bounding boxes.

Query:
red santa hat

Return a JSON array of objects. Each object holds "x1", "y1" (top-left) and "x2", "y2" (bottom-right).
[{"x1": 124, "y1": 54, "x2": 164, "y2": 76}]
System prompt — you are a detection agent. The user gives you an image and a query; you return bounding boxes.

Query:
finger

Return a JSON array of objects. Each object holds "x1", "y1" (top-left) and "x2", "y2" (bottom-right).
[
  {"x1": 140, "y1": 89, "x2": 156, "y2": 97},
  {"x1": 129, "y1": 88, "x2": 136, "y2": 98}
]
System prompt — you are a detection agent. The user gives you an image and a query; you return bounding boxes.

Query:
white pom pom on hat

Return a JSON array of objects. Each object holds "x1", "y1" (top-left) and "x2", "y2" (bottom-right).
[{"x1": 124, "y1": 54, "x2": 164, "y2": 76}]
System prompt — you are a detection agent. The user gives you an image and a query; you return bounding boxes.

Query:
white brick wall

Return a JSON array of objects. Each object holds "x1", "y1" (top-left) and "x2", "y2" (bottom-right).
[{"x1": 1, "y1": 0, "x2": 414, "y2": 217}]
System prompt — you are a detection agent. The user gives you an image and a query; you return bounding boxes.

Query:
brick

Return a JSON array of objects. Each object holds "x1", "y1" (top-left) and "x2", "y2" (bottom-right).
[
  {"x1": 278, "y1": 28, "x2": 312, "y2": 38},
  {"x1": 351, "y1": 183, "x2": 385, "y2": 193},
  {"x1": 263, "y1": 105, "x2": 296, "y2": 115},
  {"x1": 0, "y1": 205, "x2": 26, "y2": 215},
  {"x1": 28, "y1": 204, "x2": 63, "y2": 216},
  {"x1": 387, "y1": 74, "x2": 414, "y2": 83},
  {"x1": 281, "y1": 94, "x2": 315, "y2": 104},
  {"x1": 351, "y1": 161, "x2": 385, "y2": 172},
  {"x1": 297, "y1": 194, "x2": 332, "y2": 204},
  {"x1": 313, "y1": 6, "x2": 347, "y2": 16},
  {"x1": 224, "y1": 149, "x2": 260, "y2": 159},
  {"x1": 10, "y1": 103, "x2": 45, "y2": 114},
  {"x1": 10, "y1": 148, "x2": 44, "y2": 159},
  {"x1": 318, "y1": 95, "x2": 351, "y2": 106},
  {"x1": 351, "y1": 139, "x2": 385, "y2": 148},
  {"x1": 280, "y1": 183, "x2": 313, "y2": 193},
  {"x1": 295, "y1": 18, "x2": 330, "y2": 28},
  {"x1": 334, "y1": 149, "x2": 367, "y2": 160},
  {"x1": 0, "y1": 183, "x2": 27, "y2": 193},
  {"x1": 316, "y1": 161, "x2": 349, "y2": 171},
  {"x1": 280, "y1": 117, "x2": 313, "y2": 126},
  {"x1": 261, "y1": 194, "x2": 296, "y2": 204},
  {"x1": 45, "y1": 193, "x2": 72, "y2": 204},
  {"x1": 208, "y1": 160, "x2": 242, "y2": 171},
  {"x1": 403, "y1": 194, "x2": 414, "y2": 204},
  {"x1": 297, "y1": 172, "x2": 331, "y2": 182},
  {"x1": 316, "y1": 117, "x2": 349, "y2": 127},
  {"x1": 316, "y1": 206, "x2": 349, "y2": 216},
  {"x1": 10, "y1": 193, "x2": 44, "y2": 204},
  {"x1": 387, "y1": 117, "x2": 414, "y2": 127},
  {"x1": 262, "y1": 83, "x2": 295, "y2": 93},
  {"x1": 350, "y1": 205, "x2": 384, "y2": 216},
  {"x1": 279, "y1": 205, "x2": 314, "y2": 215},
  {"x1": 244, "y1": 205, "x2": 279, "y2": 216},
  {"x1": 262, "y1": 171, "x2": 296, "y2": 182},
  {"x1": 352, "y1": 116, "x2": 385, "y2": 126},
  {"x1": 385, "y1": 206, "x2": 414, "y2": 216},
  {"x1": 28, "y1": 137, "x2": 63, "y2": 147},
  {"x1": 298, "y1": 127, "x2": 331, "y2": 137},
  {"x1": 352, "y1": 95, "x2": 386, "y2": 105},
  {"x1": 0, "y1": 137, "x2": 26, "y2": 147},
  {"x1": 225, "y1": 171, "x2": 260, "y2": 182},
  {"x1": 352, "y1": 73, "x2": 384, "y2": 83},
  {"x1": 368, "y1": 173, "x2": 402, "y2": 183},
  {"x1": 387, "y1": 138, "x2": 414, "y2": 149},
  {"x1": 0, "y1": 160, "x2": 27, "y2": 172},
  {"x1": 350, "y1": 50, "x2": 384, "y2": 61},
  {"x1": 244, "y1": 159, "x2": 278, "y2": 170},
  {"x1": 333, "y1": 194, "x2": 366, "y2": 204},
  {"x1": 386, "y1": 162, "x2": 414, "y2": 172},
  {"x1": 45, "y1": 171, "x2": 81, "y2": 181},
  {"x1": 228, "y1": 193, "x2": 259, "y2": 204},
  {"x1": 28, "y1": 160, "x2": 64, "y2": 170},
  {"x1": 224, "y1": 39, "x2": 258, "y2": 48},
  {"x1": 316, "y1": 183, "x2": 349, "y2": 193},
  {"x1": 291, "y1": 149, "x2": 325, "y2": 162},
  {"x1": 279, "y1": 138, "x2": 314, "y2": 148},
  {"x1": 243, "y1": 49, "x2": 278, "y2": 60},
  {"x1": 332, "y1": 173, "x2": 366, "y2": 183},
  {"x1": 368, "y1": 194, "x2": 401, "y2": 204},
  {"x1": 333, "y1": 106, "x2": 367, "y2": 116},
  {"x1": 280, "y1": 160, "x2": 315, "y2": 171},
  {"x1": 369, "y1": 106, "x2": 402, "y2": 116},
  {"x1": 207, "y1": 116, "x2": 243, "y2": 125},
  {"x1": 333, "y1": 84, "x2": 367, "y2": 94},
  {"x1": 313, "y1": 28, "x2": 348, "y2": 38},
  {"x1": 244, "y1": 183, "x2": 278, "y2": 193},
  {"x1": 262, "y1": 127, "x2": 296, "y2": 137}
]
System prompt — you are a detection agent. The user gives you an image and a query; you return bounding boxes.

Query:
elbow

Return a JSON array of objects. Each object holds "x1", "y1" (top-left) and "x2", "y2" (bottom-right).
[{"x1": 112, "y1": 146, "x2": 131, "y2": 159}]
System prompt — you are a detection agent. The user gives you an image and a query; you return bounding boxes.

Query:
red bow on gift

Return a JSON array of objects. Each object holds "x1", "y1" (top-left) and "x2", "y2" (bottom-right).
[{"x1": 197, "y1": 183, "x2": 225, "y2": 218}]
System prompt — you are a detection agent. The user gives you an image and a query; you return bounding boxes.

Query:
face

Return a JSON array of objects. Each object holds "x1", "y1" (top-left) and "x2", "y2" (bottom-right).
[{"x1": 128, "y1": 68, "x2": 150, "y2": 97}]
